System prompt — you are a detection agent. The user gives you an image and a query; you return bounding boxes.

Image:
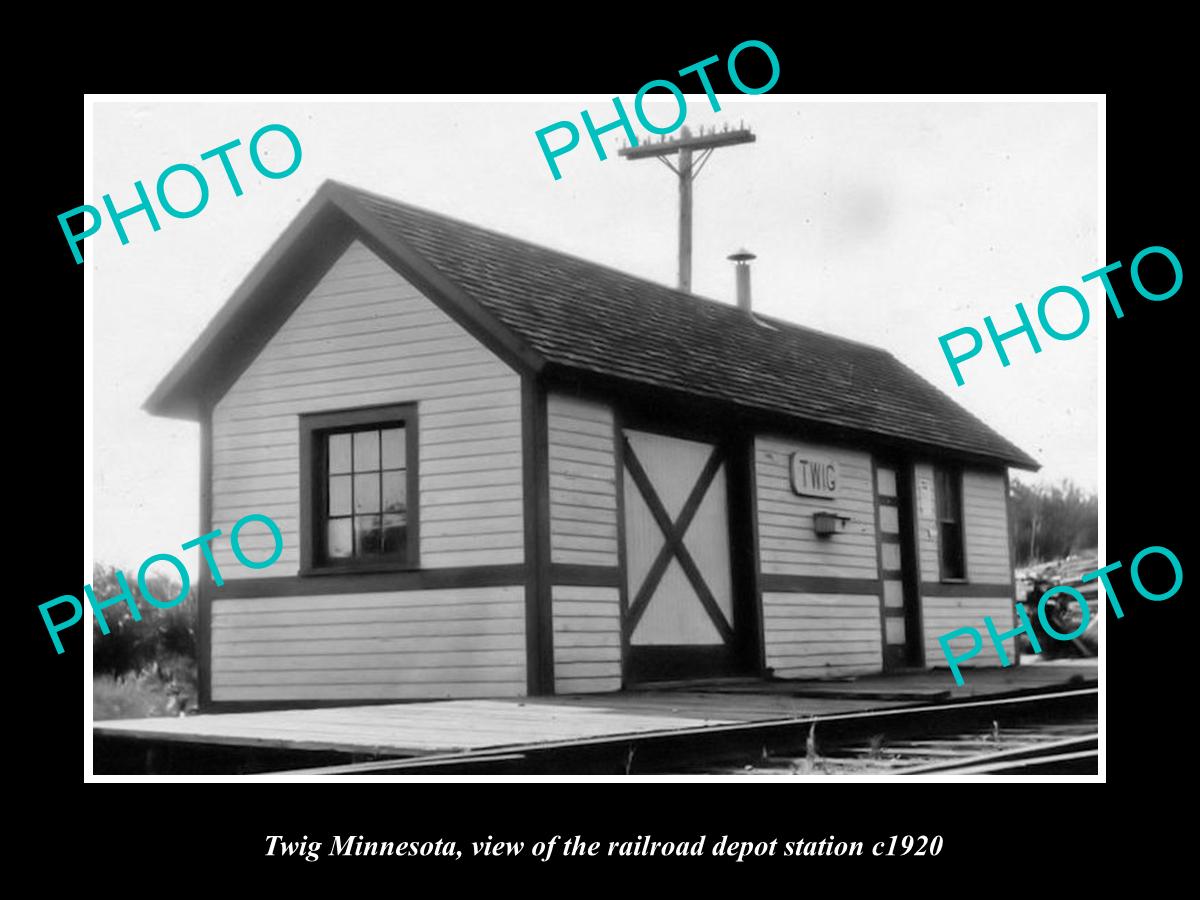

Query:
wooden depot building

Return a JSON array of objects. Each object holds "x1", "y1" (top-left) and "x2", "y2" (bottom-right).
[{"x1": 146, "y1": 180, "x2": 1038, "y2": 710}]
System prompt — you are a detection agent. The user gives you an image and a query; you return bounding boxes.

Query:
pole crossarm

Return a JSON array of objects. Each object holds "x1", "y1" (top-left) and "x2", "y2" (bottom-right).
[
  {"x1": 620, "y1": 124, "x2": 757, "y2": 291},
  {"x1": 617, "y1": 127, "x2": 756, "y2": 160}
]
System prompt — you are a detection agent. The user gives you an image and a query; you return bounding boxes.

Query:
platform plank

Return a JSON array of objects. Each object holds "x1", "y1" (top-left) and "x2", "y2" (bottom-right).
[{"x1": 93, "y1": 663, "x2": 1097, "y2": 758}]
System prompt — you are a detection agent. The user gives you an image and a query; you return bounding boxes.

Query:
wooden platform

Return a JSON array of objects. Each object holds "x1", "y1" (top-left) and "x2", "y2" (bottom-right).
[{"x1": 94, "y1": 664, "x2": 1096, "y2": 760}]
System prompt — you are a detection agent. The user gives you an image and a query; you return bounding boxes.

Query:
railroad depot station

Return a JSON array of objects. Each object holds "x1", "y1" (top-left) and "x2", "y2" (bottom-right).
[{"x1": 97, "y1": 180, "x2": 1097, "y2": 773}]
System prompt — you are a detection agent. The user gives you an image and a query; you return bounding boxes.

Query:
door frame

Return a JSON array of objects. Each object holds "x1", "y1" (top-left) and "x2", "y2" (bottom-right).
[
  {"x1": 873, "y1": 456, "x2": 925, "y2": 669},
  {"x1": 613, "y1": 402, "x2": 762, "y2": 685}
]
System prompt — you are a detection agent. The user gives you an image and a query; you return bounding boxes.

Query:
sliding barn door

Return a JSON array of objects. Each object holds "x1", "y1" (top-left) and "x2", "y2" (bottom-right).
[{"x1": 621, "y1": 428, "x2": 746, "y2": 682}]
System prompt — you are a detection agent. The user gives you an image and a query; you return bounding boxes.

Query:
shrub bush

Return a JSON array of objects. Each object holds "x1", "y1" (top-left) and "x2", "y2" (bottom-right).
[
  {"x1": 91, "y1": 563, "x2": 196, "y2": 677},
  {"x1": 91, "y1": 563, "x2": 199, "y2": 717},
  {"x1": 93, "y1": 662, "x2": 197, "y2": 720}
]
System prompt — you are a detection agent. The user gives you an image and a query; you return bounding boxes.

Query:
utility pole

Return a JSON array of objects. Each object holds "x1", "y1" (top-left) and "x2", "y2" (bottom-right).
[{"x1": 618, "y1": 123, "x2": 755, "y2": 293}]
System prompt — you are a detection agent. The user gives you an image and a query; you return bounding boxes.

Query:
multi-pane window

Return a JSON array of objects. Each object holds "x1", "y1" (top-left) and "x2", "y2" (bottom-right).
[
  {"x1": 935, "y1": 466, "x2": 965, "y2": 580},
  {"x1": 300, "y1": 405, "x2": 418, "y2": 571},
  {"x1": 325, "y1": 427, "x2": 408, "y2": 561}
]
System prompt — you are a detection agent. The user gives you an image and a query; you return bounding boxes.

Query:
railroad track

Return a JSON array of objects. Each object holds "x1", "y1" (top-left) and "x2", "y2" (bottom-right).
[
  {"x1": 272, "y1": 686, "x2": 1098, "y2": 776},
  {"x1": 706, "y1": 714, "x2": 1098, "y2": 775},
  {"x1": 900, "y1": 738, "x2": 1097, "y2": 775}
]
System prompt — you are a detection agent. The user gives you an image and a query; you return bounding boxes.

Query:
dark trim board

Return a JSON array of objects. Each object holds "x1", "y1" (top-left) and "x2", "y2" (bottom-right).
[
  {"x1": 549, "y1": 564, "x2": 621, "y2": 587},
  {"x1": 611, "y1": 405, "x2": 633, "y2": 687},
  {"x1": 522, "y1": 375, "x2": 554, "y2": 696},
  {"x1": 626, "y1": 645, "x2": 744, "y2": 683},
  {"x1": 1003, "y1": 469, "x2": 1021, "y2": 641},
  {"x1": 728, "y1": 435, "x2": 766, "y2": 677},
  {"x1": 198, "y1": 410, "x2": 213, "y2": 708},
  {"x1": 744, "y1": 436, "x2": 768, "y2": 678},
  {"x1": 900, "y1": 460, "x2": 927, "y2": 667},
  {"x1": 919, "y1": 581, "x2": 1017, "y2": 598},
  {"x1": 212, "y1": 565, "x2": 528, "y2": 599},
  {"x1": 759, "y1": 574, "x2": 882, "y2": 595}
]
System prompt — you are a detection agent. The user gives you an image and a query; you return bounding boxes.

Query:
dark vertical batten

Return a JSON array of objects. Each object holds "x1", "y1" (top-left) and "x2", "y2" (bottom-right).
[
  {"x1": 521, "y1": 375, "x2": 554, "y2": 695},
  {"x1": 297, "y1": 416, "x2": 314, "y2": 574},
  {"x1": 898, "y1": 458, "x2": 926, "y2": 666},
  {"x1": 1003, "y1": 468, "x2": 1020, "y2": 661},
  {"x1": 611, "y1": 406, "x2": 632, "y2": 687},
  {"x1": 744, "y1": 435, "x2": 767, "y2": 676},
  {"x1": 726, "y1": 433, "x2": 765, "y2": 676},
  {"x1": 197, "y1": 407, "x2": 213, "y2": 709}
]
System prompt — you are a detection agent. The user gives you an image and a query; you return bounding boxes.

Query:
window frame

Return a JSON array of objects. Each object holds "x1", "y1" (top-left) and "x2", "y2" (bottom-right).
[
  {"x1": 934, "y1": 464, "x2": 967, "y2": 582},
  {"x1": 299, "y1": 403, "x2": 420, "y2": 575}
]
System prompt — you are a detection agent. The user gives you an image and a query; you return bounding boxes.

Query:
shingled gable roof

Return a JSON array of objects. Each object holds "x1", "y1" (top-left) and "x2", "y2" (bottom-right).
[{"x1": 146, "y1": 179, "x2": 1038, "y2": 470}]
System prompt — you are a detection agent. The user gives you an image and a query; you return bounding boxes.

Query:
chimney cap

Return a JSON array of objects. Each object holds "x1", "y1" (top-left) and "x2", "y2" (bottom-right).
[{"x1": 727, "y1": 248, "x2": 756, "y2": 263}]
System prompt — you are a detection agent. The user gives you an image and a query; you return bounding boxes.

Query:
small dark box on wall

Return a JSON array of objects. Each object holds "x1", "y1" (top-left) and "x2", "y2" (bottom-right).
[{"x1": 812, "y1": 511, "x2": 851, "y2": 536}]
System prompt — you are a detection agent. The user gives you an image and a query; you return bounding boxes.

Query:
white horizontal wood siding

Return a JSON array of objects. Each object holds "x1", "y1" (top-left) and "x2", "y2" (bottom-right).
[
  {"x1": 210, "y1": 240, "x2": 523, "y2": 577},
  {"x1": 209, "y1": 586, "x2": 526, "y2": 700},
  {"x1": 547, "y1": 393, "x2": 619, "y2": 567},
  {"x1": 552, "y1": 585, "x2": 622, "y2": 693},
  {"x1": 922, "y1": 595, "x2": 1017, "y2": 669},
  {"x1": 754, "y1": 437, "x2": 879, "y2": 579},
  {"x1": 763, "y1": 592, "x2": 883, "y2": 678},
  {"x1": 963, "y1": 470, "x2": 1012, "y2": 584}
]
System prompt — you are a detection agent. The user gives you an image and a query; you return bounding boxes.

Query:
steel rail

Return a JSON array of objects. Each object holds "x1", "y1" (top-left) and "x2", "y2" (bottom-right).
[{"x1": 895, "y1": 734, "x2": 1098, "y2": 775}]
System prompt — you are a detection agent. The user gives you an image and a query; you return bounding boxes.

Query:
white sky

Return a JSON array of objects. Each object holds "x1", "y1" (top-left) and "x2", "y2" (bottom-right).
[{"x1": 92, "y1": 99, "x2": 1099, "y2": 574}]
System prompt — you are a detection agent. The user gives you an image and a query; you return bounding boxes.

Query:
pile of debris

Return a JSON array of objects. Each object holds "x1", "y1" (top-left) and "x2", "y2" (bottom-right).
[{"x1": 1014, "y1": 548, "x2": 1099, "y2": 658}]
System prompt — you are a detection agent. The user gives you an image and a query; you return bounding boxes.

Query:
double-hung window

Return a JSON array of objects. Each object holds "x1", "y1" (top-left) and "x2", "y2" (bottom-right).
[
  {"x1": 935, "y1": 466, "x2": 966, "y2": 580},
  {"x1": 300, "y1": 404, "x2": 419, "y2": 572}
]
